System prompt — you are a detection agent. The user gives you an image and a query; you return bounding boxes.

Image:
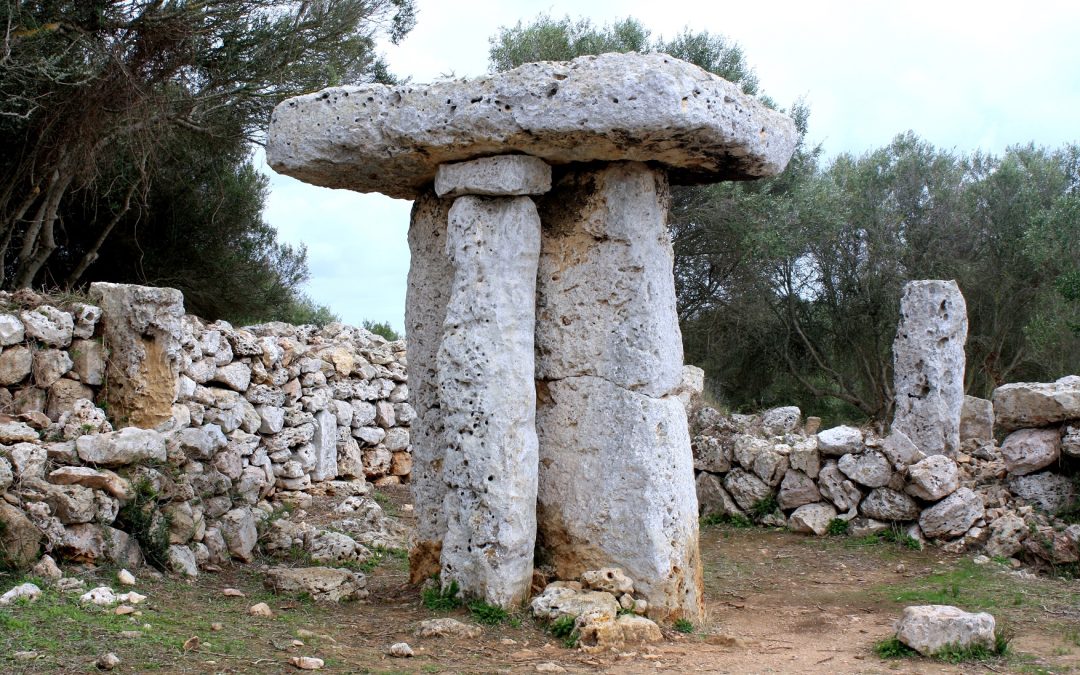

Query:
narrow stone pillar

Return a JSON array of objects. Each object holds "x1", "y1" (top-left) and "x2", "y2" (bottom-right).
[
  {"x1": 892, "y1": 280, "x2": 968, "y2": 456},
  {"x1": 88, "y1": 282, "x2": 184, "y2": 429},
  {"x1": 405, "y1": 191, "x2": 454, "y2": 582},
  {"x1": 534, "y1": 162, "x2": 703, "y2": 621},
  {"x1": 435, "y1": 156, "x2": 549, "y2": 607}
]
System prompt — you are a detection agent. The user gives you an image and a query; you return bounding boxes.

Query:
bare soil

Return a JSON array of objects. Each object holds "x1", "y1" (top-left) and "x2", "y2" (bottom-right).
[{"x1": 3, "y1": 484, "x2": 1078, "y2": 674}]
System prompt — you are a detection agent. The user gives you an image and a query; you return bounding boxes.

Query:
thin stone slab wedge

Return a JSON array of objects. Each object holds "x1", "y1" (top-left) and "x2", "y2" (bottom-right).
[{"x1": 268, "y1": 52, "x2": 798, "y2": 199}]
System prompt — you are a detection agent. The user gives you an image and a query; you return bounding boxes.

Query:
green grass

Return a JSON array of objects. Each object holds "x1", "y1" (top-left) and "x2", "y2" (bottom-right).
[
  {"x1": 421, "y1": 579, "x2": 462, "y2": 611},
  {"x1": 825, "y1": 518, "x2": 849, "y2": 536},
  {"x1": 700, "y1": 512, "x2": 753, "y2": 529},
  {"x1": 467, "y1": 600, "x2": 508, "y2": 625},
  {"x1": 673, "y1": 618, "x2": 694, "y2": 634},
  {"x1": 371, "y1": 491, "x2": 399, "y2": 517},
  {"x1": 748, "y1": 495, "x2": 779, "y2": 521},
  {"x1": 874, "y1": 627, "x2": 1011, "y2": 663},
  {"x1": 872, "y1": 560, "x2": 1051, "y2": 613},
  {"x1": 547, "y1": 615, "x2": 579, "y2": 648},
  {"x1": 873, "y1": 636, "x2": 917, "y2": 659}
]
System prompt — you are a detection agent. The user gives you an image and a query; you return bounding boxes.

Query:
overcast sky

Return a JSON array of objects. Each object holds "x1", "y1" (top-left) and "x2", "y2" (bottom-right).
[{"x1": 258, "y1": 0, "x2": 1080, "y2": 333}]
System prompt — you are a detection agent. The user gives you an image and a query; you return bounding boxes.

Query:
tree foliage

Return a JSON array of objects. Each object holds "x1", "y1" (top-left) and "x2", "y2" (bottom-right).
[
  {"x1": 0, "y1": 0, "x2": 415, "y2": 321},
  {"x1": 491, "y1": 15, "x2": 1080, "y2": 425}
]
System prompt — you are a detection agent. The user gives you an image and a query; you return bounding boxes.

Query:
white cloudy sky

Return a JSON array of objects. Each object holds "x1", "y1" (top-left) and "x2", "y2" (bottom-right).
[{"x1": 258, "y1": 0, "x2": 1080, "y2": 333}]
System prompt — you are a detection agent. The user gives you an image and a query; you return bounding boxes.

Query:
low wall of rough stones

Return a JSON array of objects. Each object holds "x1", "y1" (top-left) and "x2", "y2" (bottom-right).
[
  {"x1": 0, "y1": 284, "x2": 413, "y2": 574},
  {"x1": 691, "y1": 381, "x2": 1079, "y2": 567}
]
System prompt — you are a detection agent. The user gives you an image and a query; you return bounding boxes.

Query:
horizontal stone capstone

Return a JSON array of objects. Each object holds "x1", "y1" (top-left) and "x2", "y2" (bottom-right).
[{"x1": 268, "y1": 52, "x2": 799, "y2": 200}]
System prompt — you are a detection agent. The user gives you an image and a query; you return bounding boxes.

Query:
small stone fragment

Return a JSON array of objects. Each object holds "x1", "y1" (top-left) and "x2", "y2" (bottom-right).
[
  {"x1": 388, "y1": 642, "x2": 414, "y2": 658},
  {"x1": 536, "y1": 663, "x2": 566, "y2": 673},
  {"x1": 290, "y1": 656, "x2": 325, "y2": 670},
  {"x1": 117, "y1": 569, "x2": 136, "y2": 586},
  {"x1": 249, "y1": 602, "x2": 273, "y2": 617},
  {"x1": 0, "y1": 582, "x2": 42, "y2": 605},
  {"x1": 183, "y1": 636, "x2": 201, "y2": 651},
  {"x1": 222, "y1": 588, "x2": 245, "y2": 597},
  {"x1": 96, "y1": 653, "x2": 121, "y2": 670},
  {"x1": 80, "y1": 586, "x2": 117, "y2": 606},
  {"x1": 31, "y1": 555, "x2": 62, "y2": 581},
  {"x1": 416, "y1": 617, "x2": 483, "y2": 639},
  {"x1": 115, "y1": 605, "x2": 135, "y2": 615}
]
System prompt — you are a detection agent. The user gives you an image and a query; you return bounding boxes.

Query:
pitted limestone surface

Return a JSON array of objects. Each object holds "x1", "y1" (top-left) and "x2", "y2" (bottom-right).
[{"x1": 267, "y1": 52, "x2": 798, "y2": 199}]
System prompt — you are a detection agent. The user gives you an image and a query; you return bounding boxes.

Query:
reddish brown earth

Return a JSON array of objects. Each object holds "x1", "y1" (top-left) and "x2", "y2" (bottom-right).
[{"x1": 2, "y1": 484, "x2": 1078, "y2": 673}]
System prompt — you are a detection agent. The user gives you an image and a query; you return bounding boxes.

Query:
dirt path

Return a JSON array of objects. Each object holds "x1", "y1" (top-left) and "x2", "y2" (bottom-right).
[{"x1": 3, "y1": 486, "x2": 1078, "y2": 674}]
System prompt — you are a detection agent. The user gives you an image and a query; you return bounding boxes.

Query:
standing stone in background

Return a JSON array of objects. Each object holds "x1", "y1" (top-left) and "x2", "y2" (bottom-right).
[
  {"x1": 404, "y1": 191, "x2": 454, "y2": 583},
  {"x1": 891, "y1": 280, "x2": 968, "y2": 456},
  {"x1": 437, "y1": 194, "x2": 541, "y2": 608},
  {"x1": 309, "y1": 410, "x2": 338, "y2": 482},
  {"x1": 90, "y1": 283, "x2": 184, "y2": 428},
  {"x1": 534, "y1": 163, "x2": 701, "y2": 621}
]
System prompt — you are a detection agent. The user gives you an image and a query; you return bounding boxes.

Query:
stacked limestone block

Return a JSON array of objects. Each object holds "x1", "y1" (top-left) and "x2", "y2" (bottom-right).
[
  {"x1": 268, "y1": 51, "x2": 799, "y2": 618},
  {"x1": 990, "y1": 376, "x2": 1080, "y2": 565},
  {"x1": 0, "y1": 282, "x2": 414, "y2": 577},
  {"x1": 690, "y1": 396, "x2": 1078, "y2": 566}
]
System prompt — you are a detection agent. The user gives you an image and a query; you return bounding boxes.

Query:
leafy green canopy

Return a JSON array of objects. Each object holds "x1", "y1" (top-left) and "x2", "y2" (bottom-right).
[
  {"x1": 0, "y1": 0, "x2": 415, "y2": 323},
  {"x1": 490, "y1": 15, "x2": 1080, "y2": 424}
]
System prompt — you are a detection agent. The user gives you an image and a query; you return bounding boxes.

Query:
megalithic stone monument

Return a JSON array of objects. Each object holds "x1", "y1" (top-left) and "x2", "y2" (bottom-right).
[
  {"x1": 267, "y1": 52, "x2": 798, "y2": 618},
  {"x1": 891, "y1": 280, "x2": 969, "y2": 456}
]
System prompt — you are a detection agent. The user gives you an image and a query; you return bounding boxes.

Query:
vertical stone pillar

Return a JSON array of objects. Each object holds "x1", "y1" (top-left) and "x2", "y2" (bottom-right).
[
  {"x1": 88, "y1": 282, "x2": 184, "y2": 429},
  {"x1": 534, "y1": 162, "x2": 703, "y2": 621},
  {"x1": 405, "y1": 190, "x2": 454, "y2": 582},
  {"x1": 433, "y1": 156, "x2": 550, "y2": 607},
  {"x1": 892, "y1": 280, "x2": 968, "y2": 456}
]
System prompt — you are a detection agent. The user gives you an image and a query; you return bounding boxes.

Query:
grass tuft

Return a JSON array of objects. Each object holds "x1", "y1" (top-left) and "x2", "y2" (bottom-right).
[
  {"x1": 874, "y1": 636, "x2": 917, "y2": 659},
  {"x1": 468, "y1": 600, "x2": 509, "y2": 625},
  {"x1": 826, "y1": 518, "x2": 849, "y2": 536},
  {"x1": 700, "y1": 512, "x2": 754, "y2": 529},
  {"x1": 421, "y1": 579, "x2": 462, "y2": 611},
  {"x1": 673, "y1": 618, "x2": 694, "y2": 634},
  {"x1": 548, "y1": 615, "x2": 579, "y2": 648}
]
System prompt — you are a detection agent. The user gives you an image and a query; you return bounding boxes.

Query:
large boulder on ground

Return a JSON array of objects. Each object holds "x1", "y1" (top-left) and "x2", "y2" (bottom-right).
[
  {"x1": 993, "y1": 376, "x2": 1080, "y2": 431},
  {"x1": 268, "y1": 52, "x2": 798, "y2": 200},
  {"x1": 895, "y1": 605, "x2": 996, "y2": 656},
  {"x1": 264, "y1": 566, "x2": 368, "y2": 602},
  {"x1": 1000, "y1": 428, "x2": 1060, "y2": 476}
]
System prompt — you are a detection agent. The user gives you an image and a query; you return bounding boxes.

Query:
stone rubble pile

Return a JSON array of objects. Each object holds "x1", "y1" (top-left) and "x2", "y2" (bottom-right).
[
  {"x1": 691, "y1": 382, "x2": 1079, "y2": 567},
  {"x1": 0, "y1": 283, "x2": 412, "y2": 578},
  {"x1": 530, "y1": 567, "x2": 664, "y2": 652}
]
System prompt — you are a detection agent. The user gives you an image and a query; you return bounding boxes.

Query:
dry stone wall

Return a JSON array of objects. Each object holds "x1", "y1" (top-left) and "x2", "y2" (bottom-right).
[
  {"x1": 0, "y1": 284, "x2": 412, "y2": 576},
  {"x1": 690, "y1": 388, "x2": 1079, "y2": 568}
]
